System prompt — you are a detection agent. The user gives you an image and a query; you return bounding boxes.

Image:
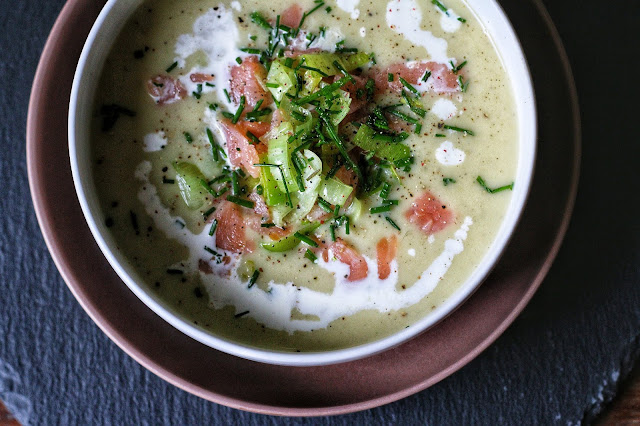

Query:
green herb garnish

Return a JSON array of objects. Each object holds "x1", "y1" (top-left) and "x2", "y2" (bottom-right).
[
  {"x1": 476, "y1": 176, "x2": 514, "y2": 194},
  {"x1": 209, "y1": 219, "x2": 218, "y2": 236},
  {"x1": 443, "y1": 124, "x2": 474, "y2": 135},
  {"x1": 248, "y1": 270, "x2": 260, "y2": 288},
  {"x1": 443, "y1": 177, "x2": 456, "y2": 186},
  {"x1": 165, "y1": 61, "x2": 178, "y2": 73}
]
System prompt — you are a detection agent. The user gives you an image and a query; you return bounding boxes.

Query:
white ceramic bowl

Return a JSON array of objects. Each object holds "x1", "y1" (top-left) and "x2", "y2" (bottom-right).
[{"x1": 69, "y1": 0, "x2": 536, "y2": 366}]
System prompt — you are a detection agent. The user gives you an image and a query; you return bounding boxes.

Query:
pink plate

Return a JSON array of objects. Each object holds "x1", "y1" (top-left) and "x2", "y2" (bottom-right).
[{"x1": 27, "y1": 0, "x2": 579, "y2": 416}]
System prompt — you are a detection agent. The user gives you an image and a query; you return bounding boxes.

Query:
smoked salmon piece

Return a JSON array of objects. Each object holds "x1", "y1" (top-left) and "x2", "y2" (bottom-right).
[
  {"x1": 190, "y1": 73, "x2": 214, "y2": 83},
  {"x1": 280, "y1": 4, "x2": 303, "y2": 28},
  {"x1": 376, "y1": 235, "x2": 398, "y2": 280},
  {"x1": 214, "y1": 201, "x2": 255, "y2": 253},
  {"x1": 374, "y1": 62, "x2": 459, "y2": 95},
  {"x1": 219, "y1": 119, "x2": 269, "y2": 178},
  {"x1": 323, "y1": 238, "x2": 369, "y2": 282},
  {"x1": 333, "y1": 74, "x2": 368, "y2": 118},
  {"x1": 229, "y1": 56, "x2": 273, "y2": 109},
  {"x1": 405, "y1": 191, "x2": 454, "y2": 234},
  {"x1": 146, "y1": 75, "x2": 187, "y2": 105}
]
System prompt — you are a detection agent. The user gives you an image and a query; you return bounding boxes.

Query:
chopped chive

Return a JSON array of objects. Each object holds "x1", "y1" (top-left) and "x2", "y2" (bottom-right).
[
  {"x1": 476, "y1": 176, "x2": 514, "y2": 194},
  {"x1": 252, "y1": 99, "x2": 264, "y2": 112},
  {"x1": 166, "y1": 269, "x2": 183, "y2": 275},
  {"x1": 383, "y1": 199, "x2": 399, "y2": 205},
  {"x1": 203, "y1": 206, "x2": 217, "y2": 219},
  {"x1": 165, "y1": 61, "x2": 178, "y2": 73},
  {"x1": 246, "y1": 131, "x2": 261, "y2": 145},
  {"x1": 458, "y1": 75, "x2": 469, "y2": 92},
  {"x1": 231, "y1": 171, "x2": 240, "y2": 195},
  {"x1": 298, "y1": 1, "x2": 325, "y2": 31},
  {"x1": 443, "y1": 124, "x2": 474, "y2": 135},
  {"x1": 380, "y1": 182, "x2": 391, "y2": 199},
  {"x1": 388, "y1": 73, "x2": 394, "y2": 82},
  {"x1": 401, "y1": 90, "x2": 427, "y2": 118},
  {"x1": 231, "y1": 95, "x2": 246, "y2": 124},
  {"x1": 333, "y1": 205, "x2": 341, "y2": 218},
  {"x1": 305, "y1": 249, "x2": 318, "y2": 262},
  {"x1": 175, "y1": 219, "x2": 186, "y2": 229},
  {"x1": 204, "y1": 246, "x2": 217, "y2": 256},
  {"x1": 457, "y1": 16, "x2": 467, "y2": 23},
  {"x1": 421, "y1": 70, "x2": 432, "y2": 82},
  {"x1": 387, "y1": 108, "x2": 419, "y2": 125},
  {"x1": 325, "y1": 6, "x2": 332, "y2": 13},
  {"x1": 250, "y1": 11, "x2": 272, "y2": 30},
  {"x1": 385, "y1": 216, "x2": 401, "y2": 231},
  {"x1": 319, "y1": 113, "x2": 363, "y2": 180},
  {"x1": 226, "y1": 195, "x2": 254, "y2": 208},
  {"x1": 399, "y1": 77, "x2": 419, "y2": 96},
  {"x1": 299, "y1": 65, "x2": 329, "y2": 77},
  {"x1": 317, "y1": 198, "x2": 333, "y2": 213},
  {"x1": 206, "y1": 128, "x2": 220, "y2": 161},
  {"x1": 330, "y1": 224, "x2": 336, "y2": 241},
  {"x1": 209, "y1": 103, "x2": 219, "y2": 111},
  {"x1": 370, "y1": 205, "x2": 392, "y2": 214},
  {"x1": 344, "y1": 216, "x2": 350, "y2": 235},
  {"x1": 265, "y1": 82, "x2": 280, "y2": 88},
  {"x1": 294, "y1": 232, "x2": 319, "y2": 247},
  {"x1": 205, "y1": 82, "x2": 215, "y2": 87},
  {"x1": 332, "y1": 60, "x2": 354, "y2": 82},
  {"x1": 256, "y1": 184, "x2": 264, "y2": 195},
  {"x1": 443, "y1": 177, "x2": 457, "y2": 186},
  {"x1": 261, "y1": 223, "x2": 276, "y2": 228},
  {"x1": 248, "y1": 270, "x2": 260, "y2": 288},
  {"x1": 451, "y1": 60, "x2": 468, "y2": 73},
  {"x1": 209, "y1": 174, "x2": 231, "y2": 185},
  {"x1": 184, "y1": 132, "x2": 193, "y2": 143},
  {"x1": 235, "y1": 310, "x2": 250, "y2": 318},
  {"x1": 435, "y1": 133, "x2": 446, "y2": 137},
  {"x1": 415, "y1": 123, "x2": 423, "y2": 134},
  {"x1": 293, "y1": 76, "x2": 351, "y2": 105},
  {"x1": 432, "y1": 0, "x2": 449, "y2": 14},
  {"x1": 223, "y1": 88, "x2": 231, "y2": 103},
  {"x1": 162, "y1": 177, "x2": 175, "y2": 184},
  {"x1": 235, "y1": 57, "x2": 243, "y2": 64},
  {"x1": 200, "y1": 179, "x2": 218, "y2": 198},
  {"x1": 222, "y1": 112, "x2": 234, "y2": 120},
  {"x1": 209, "y1": 219, "x2": 218, "y2": 236},
  {"x1": 241, "y1": 47, "x2": 262, "y2": 55}
]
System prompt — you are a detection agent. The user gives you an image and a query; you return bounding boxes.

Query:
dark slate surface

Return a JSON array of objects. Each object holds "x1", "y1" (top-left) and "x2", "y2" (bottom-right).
[{"x1": 1, "y1": 0, "x2": 638, "y2": 424}]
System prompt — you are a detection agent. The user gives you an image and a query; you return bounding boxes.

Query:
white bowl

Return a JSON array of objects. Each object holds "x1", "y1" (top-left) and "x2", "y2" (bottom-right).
[{"x1": 69, "y1": 0, "x2": 536, "y2": 366}]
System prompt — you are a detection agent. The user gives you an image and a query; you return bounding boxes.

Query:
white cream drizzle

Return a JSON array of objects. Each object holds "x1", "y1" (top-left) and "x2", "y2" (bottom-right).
[
  {"x1": 174, "y1": 5, "x2": 246, "y2": 110},
  {"x1": 336, "y1": 0, "x2": 361, "y2": 19},
  {"x1": 142, "y1": 131, "x2": 167, "y2": 152},
  {"x1": 435, "y1": 140, "x2": 465, "y2": 166},
  {"x1": 431, "y1": 98, "x2": 457, "y2": 120},
  {"x1": 289, "y1": 28, "x2": 345, "y2": 52},
  {"x1": 434, "y1": 4, "x2": 462, "y2": 33},
  {"x1": 386, "y1": 0, "x2": 452, "y2": 64},
  {"x1": 134, "y1": 161, "x2": 473, "y2": 334}
]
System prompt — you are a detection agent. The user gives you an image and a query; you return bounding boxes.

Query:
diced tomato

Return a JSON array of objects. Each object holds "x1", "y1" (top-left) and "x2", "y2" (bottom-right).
[
  {"x1": 405, "y1": 191, "x2": 454, "y2": 234},
  {"x1": 214, "y1": 201, "x2": 255, "y2": 253},
  {"x1": 190, "y1": 73, "x2": 214, "y2": 83},
  {"x1": 323, "y1": 238, "x2": 369, "y2": 282},
  {"x1": 280, "y1": 4, "x2": 303, "y2": 28},
  {"x1": 219, "y1": 119, "x2": 268, "y2": 178},
  {"x1": 146, "y1": 75, "x2": 187, "y2": 105},
  {"x1": 374, "y1": 62, "x2": 459, "y2": 95},
  {"x1": 376, "y1": 235, "x2": 398, "y2": 280},
  {"x1": 229, "y1": 56, "x2": 272, "y2": 109}
]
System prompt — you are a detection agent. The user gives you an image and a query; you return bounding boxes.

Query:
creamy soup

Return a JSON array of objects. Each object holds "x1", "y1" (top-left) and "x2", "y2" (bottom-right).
[{"x1": 91, "y1": 0, "x2": 517, "y2": 351}]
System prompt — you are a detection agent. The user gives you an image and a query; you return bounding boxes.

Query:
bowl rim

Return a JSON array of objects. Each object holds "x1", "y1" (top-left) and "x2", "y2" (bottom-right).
[{"x1": 68, "y1": 0, "x2": 537, "y2": 366}]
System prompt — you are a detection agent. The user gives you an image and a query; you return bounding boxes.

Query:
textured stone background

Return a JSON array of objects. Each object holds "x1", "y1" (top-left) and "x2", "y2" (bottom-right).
[{"x1": 1, "y1": 0, "x2": 639, "y2": 424}]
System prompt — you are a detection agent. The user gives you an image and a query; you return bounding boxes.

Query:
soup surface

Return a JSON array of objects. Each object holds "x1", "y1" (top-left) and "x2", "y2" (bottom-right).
[{"x1": 92, "y1": 0, "x2": 518, "y2": 351}]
